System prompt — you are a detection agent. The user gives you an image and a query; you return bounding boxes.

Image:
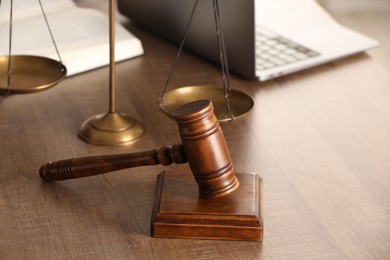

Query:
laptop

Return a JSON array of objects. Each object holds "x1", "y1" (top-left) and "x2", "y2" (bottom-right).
[{"x1": 118, "y1": 0, "x2": 379, "y2": 81}]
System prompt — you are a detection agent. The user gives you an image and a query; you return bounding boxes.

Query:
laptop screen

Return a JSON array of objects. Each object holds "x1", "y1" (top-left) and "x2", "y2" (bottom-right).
[{"x1": 118, "y1": 0, "x2": 256, "y2": 79}]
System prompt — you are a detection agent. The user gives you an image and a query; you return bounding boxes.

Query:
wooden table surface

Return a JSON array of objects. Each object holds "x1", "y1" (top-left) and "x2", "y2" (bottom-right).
[{"x1": 1, "y1": 2, "x2": 390, "y2": 259}]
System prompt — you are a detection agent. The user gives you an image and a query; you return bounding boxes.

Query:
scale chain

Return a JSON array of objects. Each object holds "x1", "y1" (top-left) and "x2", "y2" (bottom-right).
[
  {"x1": 213, "y1": 0, "x2": 233, "y2": 121},
  {"x1": 158, "y1": 0, "x2": 233, "y2": 121},
  {"x1": 158, "y1": 0, "x2": 199, "y2": 104},
  {"x1": 38, "y1": 0, "x2": 63, "y2": 68}
]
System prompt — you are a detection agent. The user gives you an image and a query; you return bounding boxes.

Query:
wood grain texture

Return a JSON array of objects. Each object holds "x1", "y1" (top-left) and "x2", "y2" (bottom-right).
[{"x1": 0, "y1": 1, "x2": 390, "y2": 259}]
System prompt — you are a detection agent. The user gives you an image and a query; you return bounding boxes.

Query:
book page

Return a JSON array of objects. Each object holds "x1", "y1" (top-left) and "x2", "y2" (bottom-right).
[
  {"x1": 0, "y1": 2, "x2": 143, "y2": 75},
  {"x1": 0, "y1": 8, "x2": 131, "y2": 55},
  {"x1": 0, "y1": 0, "x2": 75, "y2": 24}
]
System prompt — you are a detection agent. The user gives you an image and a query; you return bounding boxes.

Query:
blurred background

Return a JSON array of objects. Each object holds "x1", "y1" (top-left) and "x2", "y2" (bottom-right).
[
  {"x1": 76, "y1": 0, "x2": 390, "y2": 72},
  {"x1": 319, "y1": 0, "x2": 390, "y2": 71}
]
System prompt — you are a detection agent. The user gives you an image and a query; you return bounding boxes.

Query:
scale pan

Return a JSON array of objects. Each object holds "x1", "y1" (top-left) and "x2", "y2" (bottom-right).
[
  {"x1": 159, "y1": 86, "x2": 254, "y2": 122},
  {"x1": 0, "y1": 55, "x2": 66, "y2": 94}
]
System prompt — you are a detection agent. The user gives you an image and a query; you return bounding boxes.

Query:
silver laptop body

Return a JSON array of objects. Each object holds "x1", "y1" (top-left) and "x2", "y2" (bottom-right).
[{"x1": 118, "y1": 0, "x2": 378, "y2": 81}]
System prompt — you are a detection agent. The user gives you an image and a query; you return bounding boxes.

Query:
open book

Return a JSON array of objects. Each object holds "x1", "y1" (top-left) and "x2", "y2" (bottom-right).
[{"x1": 0, "y1": 0, "x2": 144, "y2": 76}]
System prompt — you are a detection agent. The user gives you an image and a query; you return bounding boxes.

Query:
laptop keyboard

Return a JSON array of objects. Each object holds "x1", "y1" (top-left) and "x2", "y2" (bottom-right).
[{"x1": 255, "y1": 27, "x2": 320, "y2": 71}]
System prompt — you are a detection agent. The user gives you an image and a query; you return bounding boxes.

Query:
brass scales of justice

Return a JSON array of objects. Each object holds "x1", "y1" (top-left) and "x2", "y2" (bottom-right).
[
  {"x1": 0, "y1": 0, "x2": 67, "y2": 95},
  {"x1": 38, "y1": 0, "x2": 263, "y2": 241}
]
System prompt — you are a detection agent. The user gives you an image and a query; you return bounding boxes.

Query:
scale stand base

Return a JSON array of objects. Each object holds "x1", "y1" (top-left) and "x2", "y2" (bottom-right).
[
  {"x1": 78, "y1": 111, "x2": 145, "y2": 146},
  {"x1": 151, "y1": 171, "x2": 263, "y2": 241}
]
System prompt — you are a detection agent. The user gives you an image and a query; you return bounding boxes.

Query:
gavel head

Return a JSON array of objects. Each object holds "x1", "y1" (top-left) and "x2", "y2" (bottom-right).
[{"x1": 172, "y1": 99, "x2": 239, "y2": 198}]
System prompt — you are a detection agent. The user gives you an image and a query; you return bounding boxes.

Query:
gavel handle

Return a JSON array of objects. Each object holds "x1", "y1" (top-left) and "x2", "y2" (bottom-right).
[{"x1": 39, "y1": 144, "x2": 186, "y2": 181}]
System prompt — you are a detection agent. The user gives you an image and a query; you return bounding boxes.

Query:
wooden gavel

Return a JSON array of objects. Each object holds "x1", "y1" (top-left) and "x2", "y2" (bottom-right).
[{"x1": 39, "y1": 100, "x2": 239, "y2": 198}]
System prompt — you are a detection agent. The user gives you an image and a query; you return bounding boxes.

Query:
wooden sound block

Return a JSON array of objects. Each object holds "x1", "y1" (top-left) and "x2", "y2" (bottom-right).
[{"x1": 151, "y1": 171, "x2": 263, "y2": 241}]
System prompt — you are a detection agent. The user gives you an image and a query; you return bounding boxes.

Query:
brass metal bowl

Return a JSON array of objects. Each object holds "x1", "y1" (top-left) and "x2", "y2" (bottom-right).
[
  {"x1": 158, "y1": 85, "x2": 254, "y2": 122},
  {"x1": 0, "y1": 55, "x2": 66, "y2": 94}
]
